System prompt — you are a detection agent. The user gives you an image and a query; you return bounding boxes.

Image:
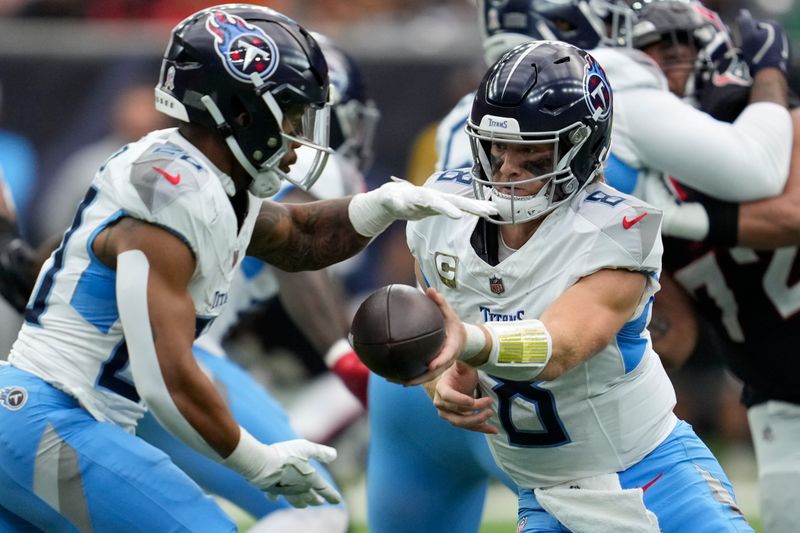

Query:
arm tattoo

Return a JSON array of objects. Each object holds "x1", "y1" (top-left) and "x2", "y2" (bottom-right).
[{"x1": 249, "y1": 197, "x2": 370, "y2": 271}]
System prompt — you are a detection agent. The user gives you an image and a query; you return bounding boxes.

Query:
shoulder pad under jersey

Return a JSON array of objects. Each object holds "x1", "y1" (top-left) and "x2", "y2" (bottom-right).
[
  {"x1": 127, "y1": 142, "x2": 213, "y2": 214},
  {"x1": 577, "y1": 183, "x2": 662, "y2": 270},
  {"x1": 435, "y1": 92, "x2": 475, "y2": 171}
]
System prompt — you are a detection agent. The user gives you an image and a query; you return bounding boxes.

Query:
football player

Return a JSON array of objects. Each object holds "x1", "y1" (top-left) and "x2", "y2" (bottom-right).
[
  {"x1": 135, "y1": 35, "x2": 377, "y2": 532},
  {"x1": 410, "y1": 40, "x2": 752, "y2": 532},
  {"x1": 370, "y1": 2, "x2": 790, "y2": 531},
  {"x1": 0, "y1": 5, "x2": 496, "y2": 531},
  {"x1": 627, "y1": 2, "x2": 800, "y2": 531}
]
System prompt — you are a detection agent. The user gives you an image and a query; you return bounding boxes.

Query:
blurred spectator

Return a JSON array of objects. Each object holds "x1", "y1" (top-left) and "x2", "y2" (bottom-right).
[
  {"x1": 35, "y1": 79, "x2": 170, "y2": 240},
  {"x1": 0, "y1": 80, "x2": 37, "y2": 236}
]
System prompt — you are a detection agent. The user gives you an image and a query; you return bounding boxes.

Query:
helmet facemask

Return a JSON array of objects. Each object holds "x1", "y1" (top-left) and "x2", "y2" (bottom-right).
[{"x1": 468, "y1": 116, "x2": 597, "y2": 225}]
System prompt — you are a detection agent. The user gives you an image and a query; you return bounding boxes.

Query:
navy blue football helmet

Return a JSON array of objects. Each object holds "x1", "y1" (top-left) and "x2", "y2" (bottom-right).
[
  {"x1": 468, "y1": 40, "x2": 613, "y2": 223},
  {"x1": 632, "y1": 0, "x2": 750, "y2": 102},
  {"x1": 313, "y1": 33, "x2": 380, "y2": 175},
  {"x1": 478, "y1": 0, "x2": 637, "y2": 65},
  {"x1": 155, "y1": 4, "x2": 332, "y2": 198}
]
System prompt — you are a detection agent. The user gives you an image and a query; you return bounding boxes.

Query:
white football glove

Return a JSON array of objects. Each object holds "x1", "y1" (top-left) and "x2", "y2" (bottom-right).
[
  {"x1": 348, "y1": 177, "x2": 499, "y2": 237},
  {"x1": 640, "y1": 171, "x2": 710, "y2": 241},
  {"x1": 222, "y1": 429, "x2": 341, "y2": 508}
]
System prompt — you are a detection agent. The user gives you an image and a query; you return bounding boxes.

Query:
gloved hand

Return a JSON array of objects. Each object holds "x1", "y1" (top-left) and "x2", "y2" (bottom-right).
[
  {"x1": 0, "y1": 218, "x2": 36, "y2": 313},
  {"x1": 737, "y1": 9, "x2": 790, "y2": 76},
  {"x1": 640, "y1": 172, "x2": 710, "y2": 241},
  {"x1": 348, "y1": 177, "x2": 499, "y2": 238},
  {"x1": 222, "y1": 429, "x2": 342, "y2": 508}
]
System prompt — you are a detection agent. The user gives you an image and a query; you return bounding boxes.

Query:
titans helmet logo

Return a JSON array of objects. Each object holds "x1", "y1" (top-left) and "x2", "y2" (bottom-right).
[
  {"x1": 583, "y1": 56, "x2": 612, "y2": 122},
  {"x1": 206, "y1": 10, "x2": 279, "y2": 83}
]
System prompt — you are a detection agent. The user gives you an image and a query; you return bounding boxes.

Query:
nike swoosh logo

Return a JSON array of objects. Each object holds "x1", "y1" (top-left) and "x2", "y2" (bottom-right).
[
  {"x1": 622, "y1": 213, "x2": 648, "y2": 229},
  {"x1": 153, "y1": 166, "x2": 180, "y2": 185}
]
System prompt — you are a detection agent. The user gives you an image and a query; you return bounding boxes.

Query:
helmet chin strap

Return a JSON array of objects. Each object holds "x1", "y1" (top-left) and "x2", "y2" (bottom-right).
[{"x1": 200, "y1": 95, "x2": 282, "y2": 198}]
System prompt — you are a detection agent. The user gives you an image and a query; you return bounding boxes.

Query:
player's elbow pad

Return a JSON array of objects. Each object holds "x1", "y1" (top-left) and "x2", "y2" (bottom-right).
[{"x1": 478, "y1": 320, "x2": 552, "y2": 381}]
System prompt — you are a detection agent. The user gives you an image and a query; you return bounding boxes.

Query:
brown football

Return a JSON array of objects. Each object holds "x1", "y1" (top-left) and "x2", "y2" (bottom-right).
[{"x1": 349, "y1": 284, "x2": 445, "y2": 381}]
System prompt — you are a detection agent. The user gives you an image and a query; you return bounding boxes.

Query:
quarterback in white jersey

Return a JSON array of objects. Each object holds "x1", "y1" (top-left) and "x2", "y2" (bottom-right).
[
  {"x1": 0, "y1": 6, "x2": 496, "y2": 532},
  {"x1": 407, "y1": 41, "x2": 752, "y2": 532},
  {"x1": 410, "y1": 176, "x2": 674, "y2": 487}
]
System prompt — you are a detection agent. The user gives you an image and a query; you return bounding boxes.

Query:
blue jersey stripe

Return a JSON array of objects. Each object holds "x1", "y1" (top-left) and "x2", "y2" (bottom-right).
[
  {"x1": 616, "y1": 297, "x2": 653, "y2": 373},
  {"x1": 70, "y1": 211, "x2": 126, "y2": 333},
  {"x1": 604, "y1": 153, "x2": 639, "y2": 194},
  {"x1": 26, "y1": 187, "x2": 99, "y2": 325}
]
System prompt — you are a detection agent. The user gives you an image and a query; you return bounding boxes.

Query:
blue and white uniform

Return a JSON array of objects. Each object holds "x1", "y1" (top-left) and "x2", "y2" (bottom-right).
[
  {"x1": 134, "y1": 147, "x2": 354, "y2": 527},
  {"x1": 403, "y1": 174, "x2": 751, "y2": 532},
  {"x1": 0, "y1": 129, "x2": 343, "y2": 532},
  {"x1": 1, "y1": 128, "x2": 250, "y2": 531}
]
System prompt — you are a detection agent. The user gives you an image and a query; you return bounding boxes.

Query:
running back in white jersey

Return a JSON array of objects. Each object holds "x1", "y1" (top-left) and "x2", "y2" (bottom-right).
[
  {"x1": 10, "y1": 128, "x2": 260, "y2": 431},
  {"x1": 407, "y1": 171, "x2": 677, "y2": 488}
]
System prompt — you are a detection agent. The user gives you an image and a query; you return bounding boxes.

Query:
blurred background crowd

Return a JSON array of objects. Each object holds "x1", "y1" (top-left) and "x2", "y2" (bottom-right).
[{"x1": 0, "y1": 0, "x2": 798, "y2": 527}]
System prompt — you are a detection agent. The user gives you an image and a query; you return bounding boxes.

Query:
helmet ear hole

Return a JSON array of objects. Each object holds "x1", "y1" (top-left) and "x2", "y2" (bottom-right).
[{"x1": 229, "y1": 95, "x2": 250, "y2": 127}]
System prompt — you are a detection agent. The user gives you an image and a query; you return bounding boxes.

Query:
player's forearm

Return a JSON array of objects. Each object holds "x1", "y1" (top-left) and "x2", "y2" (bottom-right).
[
  {"x1": 159, "y1": 357, "x2": 241, "y2": 456},
  {"x1": 649, "y1": 274, "x2": 698, "y2": 369},
  {"x1": 749, "y1": 68, "x2": 789, "y2": 107},
  {"x1": 736, "y1": 108, "x2": 800, "y2": 249},
  {"x1": 249, "y1": 197, "x2": 370, "y2": 271},
  {"x1": 627, "y1": 90, "x2": 790, "y2": 201},
  {"x1": 737, "y1": 208, "x2": 800, "y2": 249}
]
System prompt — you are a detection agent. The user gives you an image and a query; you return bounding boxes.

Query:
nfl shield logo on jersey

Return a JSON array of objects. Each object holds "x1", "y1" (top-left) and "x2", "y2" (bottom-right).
[{"x1": 489, "y1": 276, "x2": 505, "y2": 295}]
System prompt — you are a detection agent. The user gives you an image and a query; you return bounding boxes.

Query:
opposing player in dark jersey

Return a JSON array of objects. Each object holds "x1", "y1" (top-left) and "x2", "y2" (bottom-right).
[{"x1": 622, "y1": 3, "x2": 800, "y2": 531}]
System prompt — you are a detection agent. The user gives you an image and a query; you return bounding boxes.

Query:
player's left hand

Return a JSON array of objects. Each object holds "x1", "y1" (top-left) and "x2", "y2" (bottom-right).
[
  {"x1": 348, "y1": 177, "x2": 499, "y2": 237},
  {"x1": 737, "y1": 9, "x2": 790, "y2": 76},
  {"x1": 0, "y1": 237, "x2": 36, "y2": 313},
  {"x1": 433, "y1": 362, "x2": 497, "y2": 434}
]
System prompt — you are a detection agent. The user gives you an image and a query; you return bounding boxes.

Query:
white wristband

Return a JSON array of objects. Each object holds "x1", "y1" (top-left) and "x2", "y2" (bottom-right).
[
  {"x1": 221, "y1": 427, "x2": 266, "y2": 481},
  {"x1": 348, "y1": 191, "x2": 393, "y2": 238},
  {"x1": 324, "y1": 338, "x2": 354, "y2": 367},
  {"x1": 479, "y1": 320, "x2": 552, "y2": 381},
  {"x1": 662, "y1": 201, "x2": 709, "y2": 241},
  {"x1": 460, "y1": 323, "x2": 487, "y2": 362}
]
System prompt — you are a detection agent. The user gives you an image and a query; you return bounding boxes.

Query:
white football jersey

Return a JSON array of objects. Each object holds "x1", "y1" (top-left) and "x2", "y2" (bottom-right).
[
  {"x1": 407, "y1": 173, "x2": 677, "y2": 488},
  {"x1": 10, "y1": 128, "x2": 260, "y2": 431}
]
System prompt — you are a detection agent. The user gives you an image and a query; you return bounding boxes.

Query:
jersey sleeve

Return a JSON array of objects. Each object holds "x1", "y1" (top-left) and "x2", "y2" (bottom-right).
[
  {"x1": 575, "y1": 186, "x2": 663, "y2": 305},
  {"x1": 616, "y1": 88, "x2": 791, "y2": 203},
  {"x1": 103, "y1": 143, "x2": 219, "y2": 260}
]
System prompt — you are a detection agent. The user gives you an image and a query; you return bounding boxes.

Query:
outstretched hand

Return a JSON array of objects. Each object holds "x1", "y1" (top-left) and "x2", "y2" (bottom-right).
[
  {"x1": 348, "y1": 177, "x2": 498, "y2": 238},
  {"x1": 223, "y1": 432, "x2": 342, "y2": 509}
]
